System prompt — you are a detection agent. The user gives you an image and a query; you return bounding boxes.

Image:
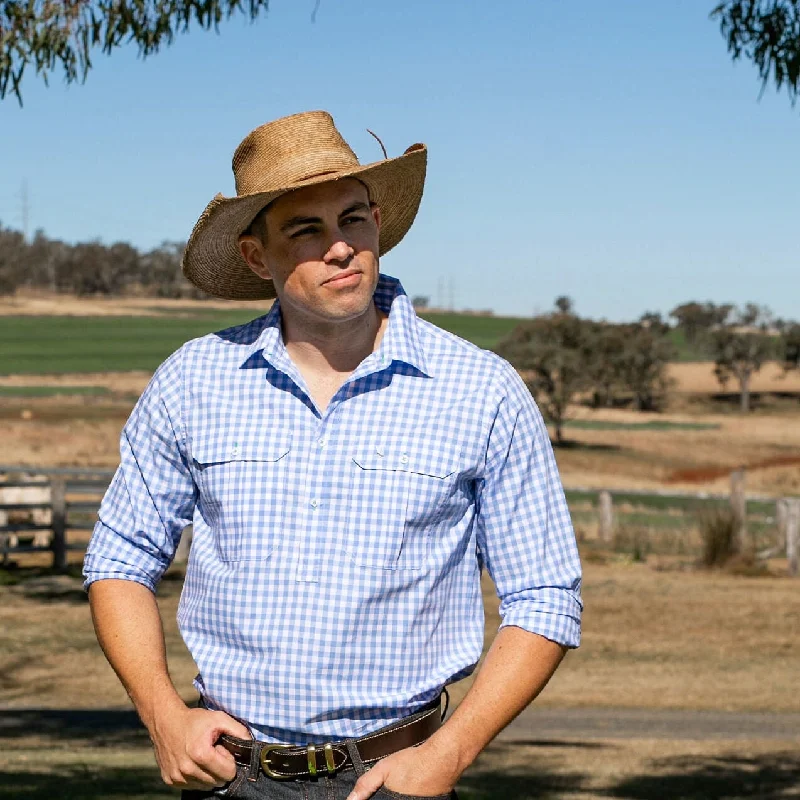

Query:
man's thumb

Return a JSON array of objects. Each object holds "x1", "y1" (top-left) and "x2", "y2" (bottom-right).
[
  {"x1": 346, "y1": 764, "x2": 386, "y2": 800},
  {"x1": 213, "y1": 711, "x2": 251, "y2": 740}
]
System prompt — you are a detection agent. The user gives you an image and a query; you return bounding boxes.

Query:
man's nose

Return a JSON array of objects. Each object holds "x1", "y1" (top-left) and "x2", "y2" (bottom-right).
[{"x1": 325, "y1": 236, "x2": 355, "y2": 263}]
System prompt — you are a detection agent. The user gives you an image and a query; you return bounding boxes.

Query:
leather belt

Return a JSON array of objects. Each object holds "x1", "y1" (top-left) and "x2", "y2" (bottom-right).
[{"x1": 218, "y1": 702, "x2": 443, "y2": 781}]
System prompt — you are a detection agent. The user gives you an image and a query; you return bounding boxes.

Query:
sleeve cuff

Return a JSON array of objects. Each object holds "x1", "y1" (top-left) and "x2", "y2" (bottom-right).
[
  {"x1": 499, "y1": 590, "x2": 583, "y2": 648},
  {"x1": 82, "y1": 555, "x2": 160, "y2": 594}
]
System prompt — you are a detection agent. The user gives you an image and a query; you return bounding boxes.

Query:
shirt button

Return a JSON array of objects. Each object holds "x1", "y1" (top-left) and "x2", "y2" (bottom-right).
[
  {"x1": 400, "y1": 454, "x2": 409, "y2": 465},
  {"x1": 317, "y1": 438, "x2": 326, "y2": 448},
  {"x1": 310, "y1": 498, "x2": 319, "y2": 509}
]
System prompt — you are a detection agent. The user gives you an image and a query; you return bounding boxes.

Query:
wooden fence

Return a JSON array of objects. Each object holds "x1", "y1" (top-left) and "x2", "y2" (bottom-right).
[
  {"x1": 0, "y1": 466, "x2": 113, "y2": 570},
  {"x1": 1, "y1": 465, "x2": 798, "y2": 575},
  {"x1": 569, "y1": 470, "x2": 799, "y2": 576}
]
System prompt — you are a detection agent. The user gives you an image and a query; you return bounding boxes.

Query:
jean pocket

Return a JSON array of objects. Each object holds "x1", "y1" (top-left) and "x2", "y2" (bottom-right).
[
  {"x1": 193, "y1": 434, "x2": 292, "y2": 562},
  {"x1": 180, "y1": 768, "x2": 243, "y2": 799},
  {"x1": 378, "y1": 789, "x2": 454, "y2": 800}
]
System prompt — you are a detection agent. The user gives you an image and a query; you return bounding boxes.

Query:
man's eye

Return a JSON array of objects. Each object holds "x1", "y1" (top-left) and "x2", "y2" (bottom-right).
[
  {"x1": 343, "y1": 216, "x2": 366, "y2": 225},
  {"x1": 290, "y1": 227, "x2": 317, "y2": 238}
]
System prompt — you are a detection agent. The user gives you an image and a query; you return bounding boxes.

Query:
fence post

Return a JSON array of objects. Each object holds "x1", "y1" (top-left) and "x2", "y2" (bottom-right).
[
  {"x1": 598, "y1": 490, "x2": 614, "y2": 543},
  {"x1": 787, "y1": 499, "x2": 799, "y2": 578},
  {"x1": 776, "y1": 498, "x2": 789, "y2": 547},
  {"x1": 174, "y1": 525, "x2": 193, "y2": 564},
  {"x1": 730, "y1": 469, "x2": 749, "y2": 553},
  {"x1": 51, "y1": 477, "x2": 67, "y2": 571}
]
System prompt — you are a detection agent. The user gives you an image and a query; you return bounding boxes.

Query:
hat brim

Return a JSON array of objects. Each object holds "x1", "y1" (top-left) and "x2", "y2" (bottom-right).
[{"x1": 181, "y1": 144, "x2": 427, "y2": 301}]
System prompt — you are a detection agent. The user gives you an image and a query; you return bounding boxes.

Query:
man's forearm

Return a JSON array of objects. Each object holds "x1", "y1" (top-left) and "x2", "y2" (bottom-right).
[
  {"x1": 88, "y1": 578, "x2": 185, "y2": 728},
  {"x1": 431, "y1": 625, "x2": 567, "y2": 776},
  {"x1": 346, "y1": 625, "x2": 568, "y2": 800}
]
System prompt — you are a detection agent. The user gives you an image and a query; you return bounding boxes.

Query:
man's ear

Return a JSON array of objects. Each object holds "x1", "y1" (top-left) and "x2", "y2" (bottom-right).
[
  {"x1": 370, "y1": 203, "x2": 381, "y2": 233},
  {"x1": 239, "y1": 235, "x2": 272, "y2": 281}
]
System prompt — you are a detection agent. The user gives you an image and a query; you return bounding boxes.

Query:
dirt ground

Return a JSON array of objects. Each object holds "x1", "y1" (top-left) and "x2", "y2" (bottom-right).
[
  {"x1": 2, "y1": 560, "x2": 798, "y2": 714},
  {"x1": 1, "y1": 731, "x2": 798, "y2": 800},
  {"x1": 0, "y1": 291, "x2": 270, "y2": 317},
  {"x1": 1, "y1": 560, "x2": 799, "y2": 799}
]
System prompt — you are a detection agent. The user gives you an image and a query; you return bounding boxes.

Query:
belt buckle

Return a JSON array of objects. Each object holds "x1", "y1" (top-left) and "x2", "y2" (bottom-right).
[
  {"x1": 260, "y1": 744, "x2": 294, "y2": 780},
  {"x1": 259, "y1": 742, "x2": 338, "y2": 780}
]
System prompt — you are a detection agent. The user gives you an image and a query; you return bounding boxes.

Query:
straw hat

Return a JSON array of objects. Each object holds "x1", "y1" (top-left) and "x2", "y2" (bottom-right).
[{"x1": 182, "y1": 111, "x2": 427, "y2": 300}]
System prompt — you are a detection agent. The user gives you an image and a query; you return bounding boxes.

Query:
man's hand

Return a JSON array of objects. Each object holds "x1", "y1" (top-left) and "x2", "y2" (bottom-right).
[
  {"x1": 346, "y1": 737, "x2": 461, "y2": 800},
  {"x1": 149, "y1": 703, "x2": 252, "y2": 790}
]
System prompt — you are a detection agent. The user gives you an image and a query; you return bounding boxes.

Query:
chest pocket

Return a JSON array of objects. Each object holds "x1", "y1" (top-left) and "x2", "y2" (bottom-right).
[
  {"x1": 346, "y1": 443, "x2": 461, "y2": 570},
  {"x1": 193, "y1": 435, "x2": 292, "y2": 562}
]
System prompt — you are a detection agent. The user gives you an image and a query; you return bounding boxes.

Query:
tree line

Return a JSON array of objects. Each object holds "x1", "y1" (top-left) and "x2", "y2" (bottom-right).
[
  {"x1": 0, "y1": 224, "x2": 203, "y2": 298},
  {"x1": 2, "y1": 2, "x2": 799, "y2": 106},
  {"x1": 495, "y1": 297, "x2": 800, "y2": 441}
]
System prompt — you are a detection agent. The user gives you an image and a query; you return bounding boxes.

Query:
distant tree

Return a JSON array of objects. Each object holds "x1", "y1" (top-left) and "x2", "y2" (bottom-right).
[
  {"x1": 781, "y1": 322, "x2": 800, "y2": 370},
  {"x1": 712, "y1": 1, "x2": 800, "y2": 105},
  {"x1": 495, "y1": 313, "x2": 591, "y2": 444},
  {"x1": 139, "y1": 241, "x2": 202, "y2": 297},
  {"x1": 554, "y1": 295, "x2": 573, "y2": 315},
  {"x1": 618, "y1": 316, "x2": 676, "y2": 411},
  {"x1": 670, "y1": 301, "x2": 732, "y2": 349},
  {"x1": 711, "y1": 304, "x2": 774, "y2": 412},
  {"x1": 0, "y1": 224, "x2": 27, "y2": 293},
  {"x1": 411, "y1": 295, "x2": 430, "y2": 310},
  {"x1": 584, "y1": 322, "x2": 627, "y2": 408}
]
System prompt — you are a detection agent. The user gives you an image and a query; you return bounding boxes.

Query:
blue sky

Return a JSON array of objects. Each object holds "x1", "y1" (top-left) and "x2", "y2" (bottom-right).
[{"x1": 1, "y1": 0, "x2": 797, "y2": 321}]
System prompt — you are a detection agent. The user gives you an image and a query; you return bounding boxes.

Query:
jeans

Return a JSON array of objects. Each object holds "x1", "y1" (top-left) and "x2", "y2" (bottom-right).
[
  {"x1": 182, "y1": 709, "x2": 457, "y2": 800},
  {"x1": 182, "y1": 768, "x2": 457, "y2": 799}
]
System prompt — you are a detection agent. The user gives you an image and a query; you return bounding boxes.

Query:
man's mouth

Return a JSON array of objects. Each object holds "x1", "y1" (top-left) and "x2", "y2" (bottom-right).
[{"x1": 323, "y1": 270, "x2": 361, "y2": 286}]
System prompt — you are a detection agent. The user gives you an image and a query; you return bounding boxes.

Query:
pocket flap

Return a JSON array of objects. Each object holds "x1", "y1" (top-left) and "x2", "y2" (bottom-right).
[
  {"x1": 193, "y1": 434, "x2": 291, "y2": 466},
  {"x1": 352, "y1": 444, "x2": 459, "y2": 479}
]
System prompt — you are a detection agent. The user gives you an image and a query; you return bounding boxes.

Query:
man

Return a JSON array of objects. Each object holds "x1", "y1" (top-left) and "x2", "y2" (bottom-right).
[{"x1": 84, "y1": 110, "x2": 582, "y2": 800}]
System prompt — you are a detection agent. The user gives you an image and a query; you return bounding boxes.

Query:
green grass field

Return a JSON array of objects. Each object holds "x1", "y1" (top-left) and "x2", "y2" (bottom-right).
[
  {"x1": 0, "y1": 310, "x2": 528, "y2": 375},
  {"x1": 0, "y1": 309, "x2": 718, "y2": 376},
  {"x1": 562, "y1": 419, "x2": 720, "y2": 432}
]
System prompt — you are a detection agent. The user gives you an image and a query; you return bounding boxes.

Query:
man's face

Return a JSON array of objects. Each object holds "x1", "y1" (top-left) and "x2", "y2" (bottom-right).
[{"x1": 239, "y1": 178, "x2": 381, "y2": 326}]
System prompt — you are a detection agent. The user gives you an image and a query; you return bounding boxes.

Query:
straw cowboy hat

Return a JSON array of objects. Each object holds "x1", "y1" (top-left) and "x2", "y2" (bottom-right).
[{"x1": 182, "y1": 111, "x2": 427, "y2": 300}]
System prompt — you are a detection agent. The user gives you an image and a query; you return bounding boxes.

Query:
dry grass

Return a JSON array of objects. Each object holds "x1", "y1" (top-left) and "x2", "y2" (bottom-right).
[
  {"x1": 0, "y1": 291, "x2": 269, "y2": 318},
  {"x1": 668, "y1": 361, "x2": 800, "y2": 395},
  {"x1": 2, "y1": 561, "x2": 799, "y2": 798},
  {"x1": 2, "y1": 388, "x2": 800, "y2": 495},
  {"x1": 553, "y1": 403, "x2": 800, "y2": 495},
  {"x1": 2, "y1": 560, "x2": 798, "y2": 715}
]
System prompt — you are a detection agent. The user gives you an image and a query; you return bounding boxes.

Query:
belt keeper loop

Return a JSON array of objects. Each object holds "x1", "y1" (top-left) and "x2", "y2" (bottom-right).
[
  {"x1": 324, "y1": 742, "x2": 336, "y2": 774},
  {"x1": 307, "y1": 743, "x2": 317, "y2": 777},
  {"x1": 248, "y1": 742, "x2": 261, "y2": 782}
]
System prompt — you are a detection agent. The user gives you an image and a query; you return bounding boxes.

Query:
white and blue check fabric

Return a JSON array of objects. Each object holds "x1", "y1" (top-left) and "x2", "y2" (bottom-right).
[{"x1": 84, "y1": 274, "x2": 582, "y2": 744}]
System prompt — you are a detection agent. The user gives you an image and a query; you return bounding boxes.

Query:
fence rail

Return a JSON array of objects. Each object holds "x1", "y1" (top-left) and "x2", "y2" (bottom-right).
[{"x1": 0, "y1": 466, "x2": 113, "y2": 569}]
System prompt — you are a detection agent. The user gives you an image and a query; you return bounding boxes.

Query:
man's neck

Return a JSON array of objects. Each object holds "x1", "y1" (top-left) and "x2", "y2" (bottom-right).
[{"x1": 281, "y1": 301, "x2": 389, "y2": 377}]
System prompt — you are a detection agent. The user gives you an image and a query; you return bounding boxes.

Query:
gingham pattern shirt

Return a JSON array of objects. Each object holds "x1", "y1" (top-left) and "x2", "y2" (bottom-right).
[{"x1": 84, "y1": 274, "x2": 582, "y2": 744}]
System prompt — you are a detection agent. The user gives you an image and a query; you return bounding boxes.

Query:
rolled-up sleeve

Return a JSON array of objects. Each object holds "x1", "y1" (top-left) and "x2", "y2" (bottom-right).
[
  {"x1": 83, "y1": 349, "x2": 195, "y2": 592},
  {"x1": 476, "y1": 362, "x2": 583, "y2": 648}
]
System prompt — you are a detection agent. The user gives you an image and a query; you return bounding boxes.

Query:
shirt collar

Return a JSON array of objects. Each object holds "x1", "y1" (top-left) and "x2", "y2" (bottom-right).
[
  {"x1": 240, "y1": 274, "x2": 431, "y2": 377},
  {"x1": 372, "y1": 275, "x2": 430, "y2": 376}
]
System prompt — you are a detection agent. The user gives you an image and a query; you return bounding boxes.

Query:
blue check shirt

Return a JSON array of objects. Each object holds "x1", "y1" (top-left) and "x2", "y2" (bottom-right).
[{"x1": 84, "y1": 274, "x2": 582, "y2": 744}]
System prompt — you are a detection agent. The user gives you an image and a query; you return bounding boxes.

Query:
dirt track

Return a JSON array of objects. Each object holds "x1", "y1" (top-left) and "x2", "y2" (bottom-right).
[
  {"x1": 500, "y1": 707, "x2": 800, "y2": 742},
  {"x1": 1, "y1": 705, "x2": 797, "y2": 743}
]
